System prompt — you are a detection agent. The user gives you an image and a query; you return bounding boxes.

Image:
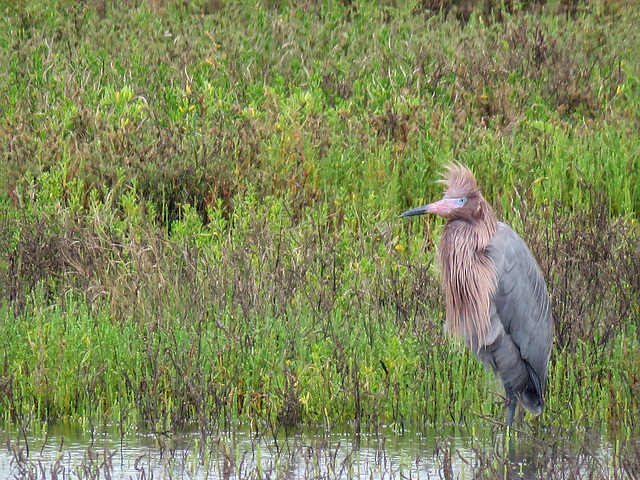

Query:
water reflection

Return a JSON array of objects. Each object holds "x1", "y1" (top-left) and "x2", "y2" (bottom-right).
[{"x1": 0, "y1": 421, "x2": 636, "y2": 479}]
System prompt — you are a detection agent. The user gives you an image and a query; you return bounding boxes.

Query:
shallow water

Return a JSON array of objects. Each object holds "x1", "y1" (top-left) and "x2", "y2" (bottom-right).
[{"x1": 0, "y1": 421, "x2": 636, "y2": 479}]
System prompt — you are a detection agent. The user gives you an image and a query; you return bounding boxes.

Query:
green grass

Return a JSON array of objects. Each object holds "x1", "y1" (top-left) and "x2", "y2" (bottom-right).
[{"x1": 0, "y1": 0, "x2": 639, "y2": 435}]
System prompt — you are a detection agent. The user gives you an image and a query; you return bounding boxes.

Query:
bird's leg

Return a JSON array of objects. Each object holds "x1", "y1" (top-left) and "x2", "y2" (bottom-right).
[
  {"x1": 503, "y1": 384, "x2": 517, "y2": 428},
  {"x1": 506, "y1": 396, "x2": 517, "y2": 428}
]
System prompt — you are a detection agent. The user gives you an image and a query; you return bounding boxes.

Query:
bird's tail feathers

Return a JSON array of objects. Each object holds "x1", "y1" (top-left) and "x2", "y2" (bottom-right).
[{"x1": 519, "y1": 361, "x2": 544, "y2": 416}]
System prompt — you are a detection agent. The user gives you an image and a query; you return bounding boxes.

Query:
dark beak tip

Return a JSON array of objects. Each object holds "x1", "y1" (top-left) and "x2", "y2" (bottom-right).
[{"x1": 399, "y1": 206, "x2": 429, "y2": 218}]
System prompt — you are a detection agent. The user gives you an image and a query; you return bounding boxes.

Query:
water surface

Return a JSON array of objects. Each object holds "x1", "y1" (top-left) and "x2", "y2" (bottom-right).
[{"x1": 0, "y1": 421, "x2": 635, "y2": 479}]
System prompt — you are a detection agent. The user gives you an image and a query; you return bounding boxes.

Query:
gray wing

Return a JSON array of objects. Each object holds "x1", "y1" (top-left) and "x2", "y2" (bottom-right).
[{"x1": 487, "y1": 222, "x2": 553, "y2": 394}]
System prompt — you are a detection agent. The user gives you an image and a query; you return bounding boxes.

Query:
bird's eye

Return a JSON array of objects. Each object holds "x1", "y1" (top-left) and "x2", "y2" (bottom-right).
[{"x1": 457, "y1": 197, "x2": 467, "y2": 206}]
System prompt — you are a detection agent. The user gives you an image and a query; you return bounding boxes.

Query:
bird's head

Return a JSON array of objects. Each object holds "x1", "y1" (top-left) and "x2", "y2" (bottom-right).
[{"x1": 400, "y1": 163, "x2": 483, "y2": 222}]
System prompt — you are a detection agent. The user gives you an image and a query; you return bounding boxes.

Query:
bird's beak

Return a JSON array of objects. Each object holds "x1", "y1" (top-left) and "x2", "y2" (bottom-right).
[{"x1": 400, "y1": 198, "x2": 460, "y2": 218}]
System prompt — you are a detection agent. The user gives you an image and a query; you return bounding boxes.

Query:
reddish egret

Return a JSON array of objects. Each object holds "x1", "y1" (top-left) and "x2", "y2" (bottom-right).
[{"x1": 401, "y1": 163, "x2": 552, "y2": 427}]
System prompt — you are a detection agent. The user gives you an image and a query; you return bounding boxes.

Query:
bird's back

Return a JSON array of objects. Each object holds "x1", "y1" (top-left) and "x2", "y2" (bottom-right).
[{"x1": 481, "y1": 223, "x2": 553, "y2": 414}]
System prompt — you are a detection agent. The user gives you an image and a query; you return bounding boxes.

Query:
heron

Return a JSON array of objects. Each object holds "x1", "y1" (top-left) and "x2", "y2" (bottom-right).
[{"x1": 400, "y1": 163, "x2": 553, "y2": 427}]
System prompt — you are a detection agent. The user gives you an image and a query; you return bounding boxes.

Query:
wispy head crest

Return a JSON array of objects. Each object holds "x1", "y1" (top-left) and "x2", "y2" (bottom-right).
[{"x1": 438, "y1": 162, "x2": 479, "y2": 198}]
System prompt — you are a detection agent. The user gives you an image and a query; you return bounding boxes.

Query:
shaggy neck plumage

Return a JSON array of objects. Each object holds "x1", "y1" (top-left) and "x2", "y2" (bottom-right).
[{"x1": 438, "y1": 199, "x2": 498, "y2": 349}]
